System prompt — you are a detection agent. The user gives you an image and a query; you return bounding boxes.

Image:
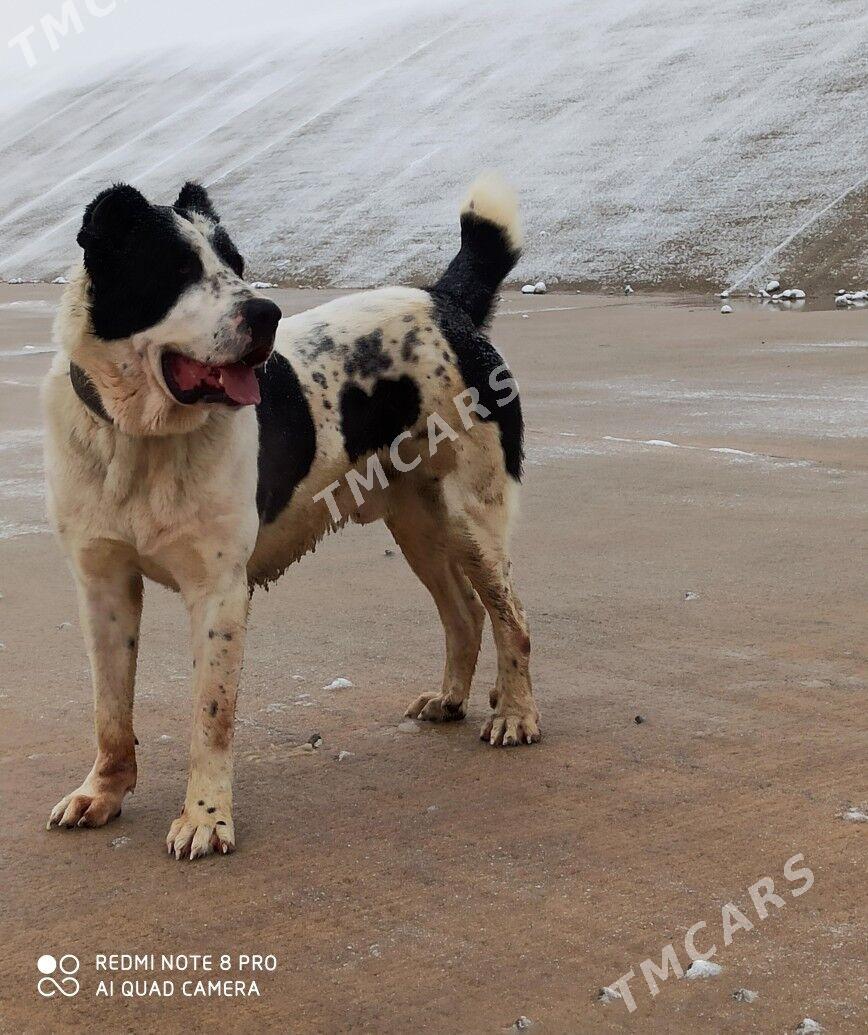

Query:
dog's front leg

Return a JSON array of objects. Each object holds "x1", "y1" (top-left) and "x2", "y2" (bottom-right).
[
  {"x1": 166, "y1": 576, "x2": 250, "y2": 860},
  {"x1": 48, "y1": 546, "x2": 142, "y2": 829}
]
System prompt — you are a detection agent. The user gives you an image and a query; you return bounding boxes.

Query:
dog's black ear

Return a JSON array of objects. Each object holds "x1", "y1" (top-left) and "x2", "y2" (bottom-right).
[
  {"x1": 174, "y1": 182, "x2": 219, "y2": 223},
  {"x1": 77, "y1": 184, "x2": 151, "y2": 251}
]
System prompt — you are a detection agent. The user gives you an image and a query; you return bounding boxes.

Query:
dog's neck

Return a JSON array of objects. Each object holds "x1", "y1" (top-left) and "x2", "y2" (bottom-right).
[
  {"x1": 56, "y1": 266, "x2": 213, "y2": 438},
  {"x1": 70, "y1": 361, "x2": 113, "y2": 423}
]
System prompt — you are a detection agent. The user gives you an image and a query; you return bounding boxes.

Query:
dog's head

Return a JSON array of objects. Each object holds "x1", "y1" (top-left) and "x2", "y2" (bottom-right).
[{"x1": 66, "y1": 182, "x2": 281, "y2": 434}]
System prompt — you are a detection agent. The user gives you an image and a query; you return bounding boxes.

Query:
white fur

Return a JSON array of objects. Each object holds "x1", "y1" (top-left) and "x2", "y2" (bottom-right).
[{"x1": 462, "y1": 171, "x2": 523, "y2": 252}]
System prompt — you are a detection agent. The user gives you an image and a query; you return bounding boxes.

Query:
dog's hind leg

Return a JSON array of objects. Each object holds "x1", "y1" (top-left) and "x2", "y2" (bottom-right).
[
  {"x1": 441, "y1": 462, "x2": 540, "y2": 747},
  {"x1": 48, "y1": 544, "x2": 142, "y2": 829},
  {"x1": 386, "y1": 486, "x2": 485, "y2": 722}
]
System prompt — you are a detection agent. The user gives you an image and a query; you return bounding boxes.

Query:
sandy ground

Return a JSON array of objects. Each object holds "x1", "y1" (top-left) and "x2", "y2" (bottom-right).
[{"x1": 0, "y1": 287, "x2": 866, "y2": 1034}]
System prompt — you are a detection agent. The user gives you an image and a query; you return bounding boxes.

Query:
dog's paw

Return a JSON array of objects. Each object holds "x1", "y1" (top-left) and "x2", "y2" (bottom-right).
[
  {"x1": 47, "y1": 779, "x2": 130, "y2": 830},
  {"x1": 166, "y1": 802, "x2": 235, "y2": 861},
  {"x1": 481, "y1": 708, "x2": 541, "y2": 747},
  {"x1": 404, "y1": 691, "x2": 467, "y2": 723}
]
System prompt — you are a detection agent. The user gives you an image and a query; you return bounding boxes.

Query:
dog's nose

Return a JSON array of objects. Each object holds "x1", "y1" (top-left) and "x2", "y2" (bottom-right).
[{"x1": 239, "y1": 298, "x2": 281, "y2": 346}]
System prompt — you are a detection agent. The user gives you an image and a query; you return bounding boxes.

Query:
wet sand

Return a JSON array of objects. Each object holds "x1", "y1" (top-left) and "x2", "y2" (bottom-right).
[{"x1": 0, "y1": 287, "x2": 866, "y2": 1033}]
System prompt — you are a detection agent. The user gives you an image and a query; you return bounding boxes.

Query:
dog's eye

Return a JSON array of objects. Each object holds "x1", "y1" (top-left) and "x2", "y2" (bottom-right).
[{"x1": 177, "y1": 256, "x2": 203, "y2": 284}]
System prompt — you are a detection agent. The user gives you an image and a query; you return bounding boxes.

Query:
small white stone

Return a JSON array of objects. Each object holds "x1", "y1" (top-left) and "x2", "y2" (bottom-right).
[
  {"x1": 249, "y1": 281, "x2": 276, "y2": 289},
  {"x1": 158, "y1": 734, "x2": 172, "y2": 743},
  {"x1": 111, "y1": 835, "x2": 131, "y2": 849},
  {"x1": 512, "y1": 1018, "x2": 533, "y2": 1031},
  {"x1": 720, "y1": 304, "x2": 733, "y2": 314},
  {"x1": 8, "y1": 277, "x2": 24, "y2": 284},
  {"x1": 521, "y1": 284, "x2": 536, "y2": 294},
  {"x1": 624, "y1": 284, "x2": 634, "y2": 294},
  {"x1": 686, "y1": 959, "x2": 722, "y2": 980},
  {"x1": 765, "y1": 279, "x2": 780, "y2": 292},
  {"x1": 52, "y1": 276, "x2": 69, "y2": 285},
  {"x1": 684, "y1": 591, "x2": 700, "y2": 601},
  {"x1": 732, "y1": 988, "x2": 758, "y2": 1003},
  {"x1": 323, "y1": 677, "x2": 353, "y2": 690},
  {"x1": 718, "y1": 289, "x2": 730, "y2": 298},
  {"x1": 398, "y1": 719, "x2": 420, "y2": 733},
  {"x1": 337, "y1": 750, "x2": 353, "y2": 761},
  {"x1": 836, "y1": 288, "x2": 846, "y2": 295},
  {"x1": 840, "y1": 806, "x2": 868, "y2": 822},
  {"x1": 521, "y1": 314, "x2": 529, "y2": 319},
  {"x1": 794, "y1": 1020, "x2": 823, "y2": 1034},
  {"x1": 791, "y1": 289, "x2": 806, "y2": 299},
  {"x1": 759, "y1": 289, "x2": 769, "y2": 298},
  {"x1": 533, "y1": 281, "x2": 547, "y2": 294},
  {"x1": 597, "y1": 986, "x2": 622, "y2": 1003}
]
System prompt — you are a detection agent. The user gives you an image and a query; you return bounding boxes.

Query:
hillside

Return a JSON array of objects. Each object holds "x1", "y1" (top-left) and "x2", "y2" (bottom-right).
[{"x1": 0, "y1": 0, "x2": 866, "y2": 292}]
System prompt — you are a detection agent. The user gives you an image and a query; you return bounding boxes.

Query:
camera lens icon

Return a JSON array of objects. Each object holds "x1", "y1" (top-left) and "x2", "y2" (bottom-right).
[{"x1": 37, "y1": 954, "x2": 80, "y2": 997}]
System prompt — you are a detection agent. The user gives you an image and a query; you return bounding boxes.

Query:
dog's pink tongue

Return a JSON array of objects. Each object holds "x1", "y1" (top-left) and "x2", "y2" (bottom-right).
[
  {"x1": 219, "y1": 363, "x2": 261, "y2": 405},
  {"x1": 172, "y1": 355, "x2": 214, "y2": 391}
]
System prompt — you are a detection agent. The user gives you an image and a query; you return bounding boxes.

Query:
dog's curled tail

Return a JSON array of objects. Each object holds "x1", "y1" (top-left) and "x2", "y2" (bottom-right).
[{"x1": 433, "y1": 172, "x2": 523, "y2": 329}]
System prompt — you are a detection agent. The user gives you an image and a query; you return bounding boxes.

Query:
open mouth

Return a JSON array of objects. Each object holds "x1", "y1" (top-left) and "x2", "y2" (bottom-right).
[{"x1": 161, "y1": 345, "x2": 271, "y2": 406}]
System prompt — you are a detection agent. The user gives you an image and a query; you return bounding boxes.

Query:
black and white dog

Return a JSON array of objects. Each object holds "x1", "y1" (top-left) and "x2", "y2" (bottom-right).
[{"x1": 43, "y1": 174, "x2": 540, "y2": 859}]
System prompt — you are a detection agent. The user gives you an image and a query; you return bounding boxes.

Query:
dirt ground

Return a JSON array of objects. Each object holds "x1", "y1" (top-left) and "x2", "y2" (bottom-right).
[{"x1": 0, "y1": 287, "x2": 865, "y2": 1034}]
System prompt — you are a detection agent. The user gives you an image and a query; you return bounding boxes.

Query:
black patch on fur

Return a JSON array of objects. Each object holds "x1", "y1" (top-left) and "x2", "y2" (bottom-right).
[
  {"x1": 339, "y1": 376, "x2": 421, "y2": 462},
  {"x1": 255, "y1": 353, "x2": 317, "y2": 523},
  {"x1": 301, "y1": 323, "x2": 340, "y2": 359},
  {"x1": 78, "y1": 185, "x2": 206, "y2": 340},
  {"x1": 69, "y1": 363, "x2": 113, "y2": 422},
  {"x1": 311, "y1": 371, "x2": 327, "y2": 389},
  {"x1": 210, "y1": 225, "x2": 245, "y2": 278},
  {"x1": 428, "y1": 292, "x2": 524, "y2": 481},
  {"x1": 401, "y1": 328, "x2": 420, "y2": 361},
  {"x1": 431, "y1": 211, "x2": 521, "y2": 329},
  {"x1": 173, "y1": 182, "x2": 245, "y2": 278},
  {"x1": 343, "y1": 330, "x2": 392, "y2": 378},
  {"x1": 174, "y1": 182, "x2": 219, "y2": 222}
]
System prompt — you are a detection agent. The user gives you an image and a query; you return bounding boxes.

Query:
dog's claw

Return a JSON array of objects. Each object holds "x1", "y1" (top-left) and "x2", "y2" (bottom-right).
[
  {"x1": 166, "y1": 809, "x2": 235, "y2": 861},
  {"x1": 480, "y1": 711, "x2": 541, "y2": 747},
  {"x1": 404, "y1": 691, "x2": 468, "y2": 722}
]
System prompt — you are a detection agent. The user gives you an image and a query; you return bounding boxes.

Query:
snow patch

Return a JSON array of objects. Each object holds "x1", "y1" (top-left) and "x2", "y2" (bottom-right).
[
  {"x1": 839, "y1": 806, "x2": 868, "y2": 823},
  {"x1": 685, "y1": 959, "x2": 722, "y2": 979},
  {"x1": 597, "y1": 986, "x2": 622, "y2": 1004},
  {"x1": 732, "y1": 988, "x2": 758, "y2": 1003},
  {"x1": 323, "y1": 677, "x2": 353, "y2": 690}
]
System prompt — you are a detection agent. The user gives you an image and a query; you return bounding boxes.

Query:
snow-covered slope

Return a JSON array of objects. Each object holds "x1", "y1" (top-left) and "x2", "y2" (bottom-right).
[{"x1": 1, "y1": 0, "x2": 866, "y2": 291}]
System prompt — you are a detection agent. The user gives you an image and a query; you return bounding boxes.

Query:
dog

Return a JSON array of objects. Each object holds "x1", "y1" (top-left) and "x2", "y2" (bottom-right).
[{"x1": 42, "y1": 173, "x2": 540, "y2": 859}]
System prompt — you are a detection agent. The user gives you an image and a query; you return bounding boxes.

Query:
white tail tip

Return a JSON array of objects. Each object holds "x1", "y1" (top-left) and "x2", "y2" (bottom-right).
[{"x1": 462, "y1": 172, "x2": 523, "y2": 252}]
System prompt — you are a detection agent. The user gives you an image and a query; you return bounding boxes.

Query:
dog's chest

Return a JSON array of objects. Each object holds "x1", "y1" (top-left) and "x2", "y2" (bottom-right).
[{"x1": 55, "y1": 409, "x2": 259, "y2": 568}]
